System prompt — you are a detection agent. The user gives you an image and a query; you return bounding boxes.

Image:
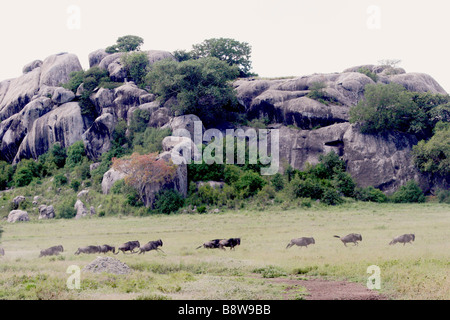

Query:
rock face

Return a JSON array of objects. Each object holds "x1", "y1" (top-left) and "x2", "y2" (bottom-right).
[
  {"x1": 74, "y1": 200, "x2": 89, "y2": 219},
  {"x1": 7, "y1": 210, "x2": 29, "y2": 223},
  {"x1": 0, "y1": 49, "x2": 447, "y2": 195},
  {"x1": 102, "y1": 168, "x2": 126, "y2": 195}
]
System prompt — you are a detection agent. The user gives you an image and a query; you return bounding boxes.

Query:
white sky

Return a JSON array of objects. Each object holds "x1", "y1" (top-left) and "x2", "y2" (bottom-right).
[{"x1": 1, "y1": 0, "x2": 449, "y2": 93}]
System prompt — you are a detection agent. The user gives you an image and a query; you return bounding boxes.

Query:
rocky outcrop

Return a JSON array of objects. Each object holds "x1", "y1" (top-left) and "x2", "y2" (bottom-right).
[
  {"x1": 275, "y1": 123, "x2": 426, "y2": 194},
  {"x1": 39, "y1": 53, "x2": 83, "y2": 87},
  {"x1": 14, "y1": 102, "x2": 86, "y2": 163},
  {"x1": 74, "y1": 200, "x2": 88, "y2": 219}
]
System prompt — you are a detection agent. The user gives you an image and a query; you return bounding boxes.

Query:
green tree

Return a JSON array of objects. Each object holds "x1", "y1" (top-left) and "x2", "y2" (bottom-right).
[
  {"x1": 390, "y1": 181, "x2": 425, "y2": 203},
  {"x1": 153, "y1": 189, "x2": 185, "y2": 214},
  {"x1": 13, "y1": 159, "x2": 40, "y2": 187},
  {"x1": 411, "y1": 122, "x2": 450, "y2": 176},
  {"x1": 191, "y1": 38, "x2": 253, "y2": 77},
  {"x1": 0, "y1": 161, "x2": 14, "y2": 190},
  {"x1": 146, "y1": 57, "x2": 239, "y2": 126},
  {"x1": 235, "y1": 170, "x2": 267, "y2": 197},
  {"x1": 66, "y1": 141, "x2": 86, "y2": 168},
  {"x1": 350, "y1": 83, "x2": 416, "y2": 133},
  {"x1": 121, "y1": 52, "x2": 150, "y2": 87},
  {"x1": 106, "y1": 35, "x2": 144, "y2": 54}
]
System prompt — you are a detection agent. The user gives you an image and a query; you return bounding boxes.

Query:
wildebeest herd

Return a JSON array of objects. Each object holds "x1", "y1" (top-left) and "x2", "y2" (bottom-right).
[{"x1": 0, "y1": 233, "x2": 415, "y2": 258}]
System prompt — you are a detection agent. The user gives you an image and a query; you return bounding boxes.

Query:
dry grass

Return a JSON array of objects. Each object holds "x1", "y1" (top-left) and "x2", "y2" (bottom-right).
[{"x1": 0, "y1": 201, "x2": 449, "y2": 300}]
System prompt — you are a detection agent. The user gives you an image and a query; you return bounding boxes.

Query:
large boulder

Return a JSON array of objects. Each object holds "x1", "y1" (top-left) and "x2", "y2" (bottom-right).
[
  {"x1": 0, "y1": 67, "x2": 41, "y2": 121},
  {"x1": 38, "y1": 205, "x2": 55, "y2": 220},
  {"x1": 13, "y1": 102, "x2": 86, "y2": 163},
  {"x1": 88, "y1": 49, "x2": 109, "y2": 68},
  {"x1": 7, "y1": 210, "x2": 29, "y2": 223},
  {"x1": 74, "y1": 200, "x2": 88, "y2": 219},
  {"x1": 102, "y1": 168, "x2": 126, "y2": 195},
  {"x1": 22, "y1": 60, "x2": 43, "y2": 74},
  {"x1": 39, "y1": 53, "x2": 83, "y2": 87},
  {"x1": 83, "y1": 113, "x2": 115, "y2": 161}
]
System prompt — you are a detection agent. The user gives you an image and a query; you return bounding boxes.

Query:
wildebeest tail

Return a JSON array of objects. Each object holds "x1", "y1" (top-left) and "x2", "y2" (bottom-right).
[{"x1": 333, "y1": 235, "x2": 341, "y2": 238}]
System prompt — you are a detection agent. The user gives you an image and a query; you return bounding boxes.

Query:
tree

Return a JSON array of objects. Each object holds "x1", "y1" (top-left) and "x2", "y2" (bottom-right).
[
  {"x1": 106, "y1": 35, "x2": 144, "y2": 54},
  {"x1": 112, "y1": 153, "x2": 177, "y2": 205},
  {"x1": 191, "y1": 38, "x2": 253, "y2": 77},
  {"x1": 390, "y1": 181, "x2": 425, "y2": 203},
  {"x1": 412, "y1": 122, "x2": 450, "y2": 176},
  {"x1": 146, "y1": 57, "x2": 239, "y2": 126},
  {"x1": 121, "y1": 52, "x2": 150, "y2": 88},
  {"x1": 66, "y1": 141, "x2": 86, "y2": 168},
  {"x1": 349, "y1": 83, "x2": 416, "y2": 133}
]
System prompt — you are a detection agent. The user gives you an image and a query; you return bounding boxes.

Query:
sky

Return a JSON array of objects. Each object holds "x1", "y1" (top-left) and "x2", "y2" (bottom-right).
[{"x1": 1, "y1": 0, "x2": 449, "y2": 92}]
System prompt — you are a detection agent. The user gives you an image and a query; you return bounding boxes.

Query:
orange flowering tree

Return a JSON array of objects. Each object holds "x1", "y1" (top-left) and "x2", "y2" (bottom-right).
[{"x1": 112, "y1": 153, "x2": 177, "y2": 205}]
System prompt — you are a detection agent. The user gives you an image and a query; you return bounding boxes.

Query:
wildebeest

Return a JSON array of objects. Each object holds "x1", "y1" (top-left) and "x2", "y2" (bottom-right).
[
  {"x1": 286, "y1": 237, "x2": 315, "y2": 249},
  {"x1": 196, "y1": 239, "x2": 223, "y2": 250},
  {"x1": 99, "y1": 245, "x2": 116, "y2": 254},
  {"x1": 334, "y1": 233, "x2": 362, "y2": 247},
  {"x1": 39, "y1": 245, "x2": 64, "y2": 257},
  {"x1": 218, "y1": 238, "x2": 241, "y2": 250},
  {"x1": 389, "y1": 234, "x2": 415, "y2": 246},
  {"x1": 115, "y1": 241, "x2": 140, "y2": 254},
  {"x1": 74, "y1": 245, "x2": 101, "y2": 255},
  {"x1": 138, "y1": 240, "x2": 164, "y2": 254}
]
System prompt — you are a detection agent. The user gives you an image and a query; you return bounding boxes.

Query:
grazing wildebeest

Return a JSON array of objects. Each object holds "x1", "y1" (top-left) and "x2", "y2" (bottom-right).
[
  {"x1": 138, "y1": 240, "x2": 164, "y2": 254},
  {"x1": 74, "y1": 245, "x2": 101, "y2": 255},
  {"x1": 389, "y1": 234, "x2": 415, "y2": 246},
  {"x1": 334, "y1": 233, "x2": 362, "y2": 247},
  {"x1": 218, "y1": 238, "x2": 241, "y2": 250},
  {"x1": 115, "y1": 241, "x2": 140, "y2": 254},
  {"x1": 39, "y1": 245, "x2": 64, "y2": 257},
  {"x1": 196, "y1": 239, "x2": 223, "y2": 250},
  {"x1": 99, "y1": 245, "x2": 116, "y2": 254},
  {"x1": 286, "y1": 237, "x2": 315, "y2": 249},
  {"x1": 0, "y1": 247, "x2": 4, "y2": 256}
]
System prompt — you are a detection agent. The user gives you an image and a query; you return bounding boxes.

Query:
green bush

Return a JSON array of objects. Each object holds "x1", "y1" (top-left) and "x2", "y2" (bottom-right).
[
  {"x1": 390, "y1": 181, "x2": 425, "y2": 203},
  {"x1": 56, "y1": 197, "x2": 77, "y2": 219},
  {"x1": 321, "y1": 188, "x2": 343, "y2": 205},
  {"x1": 153, "y1": 189, "x2": 185, "y2": 214},
  {"x1": 146, "y1": 57, "x2": 239, "y2": 126},
  {"x1": 13, "y1": 159, "x2": 40, "y2": 187},
  {"x1": 70, "y1": 180, "x2": 81, "y2": 192},
  {"x1": 53, "y1": 174, "x2": 68, "y2": 188},
  {"x1": 235, "y1": 170, "x2": 267, "y2": 198},
  {"x1": 354, "y1": 186, "x2": 387, "y2": 203},
  {"x1": 436, "y1": 189, "x2": 450, "y2": 204},
  {"x1": 334, "y1": 171, "x2": 356, "y2": 197},
  {"x1": 121, "y1": 52, "x2": 150, "y2": 88},
  {"x1": 357, "y1": 67, "x2": 378, "y2": 82},
  {"x1": 66, "y1": 141, "x2": 86, "y2": 168},
  {"x1": 0, "y1": 161, "x2": 14, "y2": 190}
]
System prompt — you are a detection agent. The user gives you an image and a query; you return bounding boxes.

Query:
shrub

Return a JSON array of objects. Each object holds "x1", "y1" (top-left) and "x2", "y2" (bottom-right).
[
  {"x1": 334, "y1": 171, "x2": 356, "y2": 197},
  {"x1": 153, "y1": 189, "x2": 185, "y2": 214},
  {"x1": 70, "y1": 180, "x2": 81, "y2": 192},
  {"x1": 0, "y1": 161, "x2": 14, "y2": 190},
  {"x1": 197, "y1": 205, "x2": 207, "y2": 214},
  {"x1": 121, "y1": 52, "x2": 150, "y2": 88},
  {"x1": 13, "y1": 159, "x2": 39, "y2": 187},
  {"x1": 56, "y1": 197, "x2": 77, "y2": 219},
  {"x1": 146, "y1": 57, "x2": 239, "y2": 126},
  {"x1": 288, "y1": 176, "x2": 324, "y2": 200},
  {"x1": 357, "y1": 67, "x2": 378, "y2": 82},
  {"x1": 235, "y1": 170, "x2": 267, "y2": 197},
  {"x1": 271, "y1": 173, "x2": 285, "y2": 191},
  {"x1": 354, "y1": 186, "x2": 387, "y2": 203},
  {"x1": 66, "y1": 141, "x2": 86, "y2": 168},
  {"x1": 390, "y1": 181, "x2": 425, "y2": 203},
  {"x1": 411, "y1": 122, "x2": 450, "y2": 176},
  {"x1": 321, "y1": 188, "x2": 343, "y2": 205},
  {"x1": 53, "y1": 174, "x2": 68, "y2": 188},
  {"x1": 436, "y1": 189, "x2": 450, "y2": 204}
]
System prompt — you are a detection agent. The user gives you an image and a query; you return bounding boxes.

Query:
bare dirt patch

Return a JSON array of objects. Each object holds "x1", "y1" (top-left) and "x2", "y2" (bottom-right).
[{"x1": 265, "y1": 277, "x2": 389, "y2": 300}]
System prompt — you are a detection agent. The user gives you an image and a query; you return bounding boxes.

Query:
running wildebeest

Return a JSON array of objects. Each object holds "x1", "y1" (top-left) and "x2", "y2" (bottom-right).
[
  {"x1": 99, "y1": 245, "x2": 116, "y2": 254},
  {"x1": 334, "y1": 233, "x2": 362, "y2": 247},
  {"x1": 115, "y1": 241, "x2": 140, "y2": 254},
  {"x1": 39, "y1": 245, "x2": 64, "y2": 257},
  {"x1": 218, "y1": 238, "x2": 241, "y2": 250},
  {"x1": 74, "y1": 245, "x2": 101, "y2": 255},
  {"x1": 137, "y1": 240, "x2": 164, "y2": 254},
  {"x1": 286, "y1": 237, "x2": 315, "y2": 249},
  {"x1": 196, "y1": 239, "x2": 223, "y2": 250},
  {"x1": 389, "y1": 234, "x2": 415, "y2": 246}
]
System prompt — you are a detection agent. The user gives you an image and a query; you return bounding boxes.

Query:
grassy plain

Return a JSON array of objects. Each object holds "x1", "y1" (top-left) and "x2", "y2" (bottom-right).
[{"x1": 0, "y1": 201, "x2": 449, "y2": 300}]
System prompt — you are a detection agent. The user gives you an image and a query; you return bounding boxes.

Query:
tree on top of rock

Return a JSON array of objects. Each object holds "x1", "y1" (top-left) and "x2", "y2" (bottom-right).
[
  {"x1": 191, "y1": 38, "x2": 254, "y2": 77},
  {"x1": 106, "y1": 35, "x2": 144, "y2": 54},
  {"x1": 112, "y1": 153, "x2": 177, "y2": 205}
]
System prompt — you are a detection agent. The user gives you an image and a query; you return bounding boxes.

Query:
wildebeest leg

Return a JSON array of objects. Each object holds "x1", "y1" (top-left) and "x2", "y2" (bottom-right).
[{"x1": 157, "y1": 248, "x2": 165, "y2": 253}]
